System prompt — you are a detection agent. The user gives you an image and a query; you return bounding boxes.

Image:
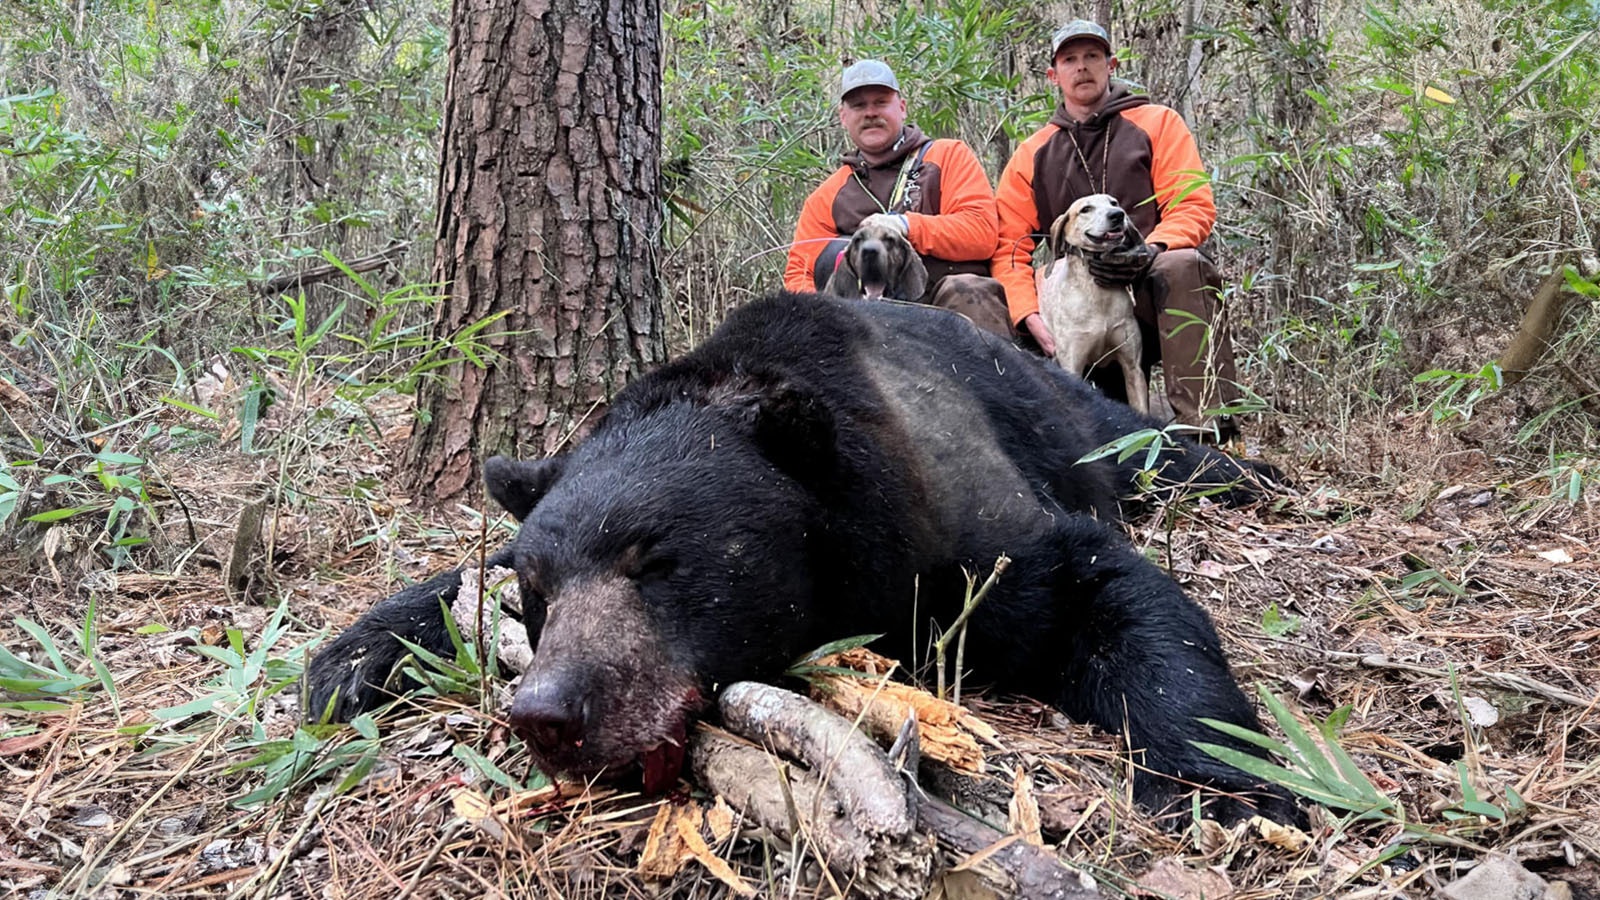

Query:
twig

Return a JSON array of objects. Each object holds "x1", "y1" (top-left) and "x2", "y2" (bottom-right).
[
  {"x1": 1492, "y1": 28, "x2": 1598, "y2": 119},
  {"x1": 935, "y1": 556, "x2": 1011, "y2": 701},
  {"x1": 1285, "y1": 644, "x2": 1599, "y2": 709},
  {"x1": 251, "y1": 240, "x2": 410, "y2": 296}
]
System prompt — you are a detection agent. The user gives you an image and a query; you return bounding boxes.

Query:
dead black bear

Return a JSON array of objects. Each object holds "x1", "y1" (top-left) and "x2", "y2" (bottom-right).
[{"x1": 306, "y1": 292, "x2": 1300, "y2": 825}]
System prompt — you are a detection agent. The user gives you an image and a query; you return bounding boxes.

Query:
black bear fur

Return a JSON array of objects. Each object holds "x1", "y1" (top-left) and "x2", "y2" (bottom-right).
[{"x1": 305, "y1": 293, "x2": 1300, "y2": 826}]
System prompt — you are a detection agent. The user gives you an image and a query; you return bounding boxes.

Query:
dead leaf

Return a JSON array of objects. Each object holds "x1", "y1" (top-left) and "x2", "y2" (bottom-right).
[
  {"x1": 1191, "y1": 559, "x2": 1248, "y2": 579},
  {"x1": 450, "y1": 787, "x2": 503, "y2": 840},
  {"x1": 675, "y1": 812, "x2": 756, "y2": 897},
  {"x1": 1537, "y1": 548, "x2": 1574, "y2": 564},
  {"x1": 451, "y1": 788, "x2": 491, "y2": 819},
  {"x1": 1193, "y1": 817, "x2": 1235, "y2": 856},
  {"x1": 637, "y1": 802, "x2": 691, "y2": 880},
  {"x1": 0, "y1": 377, "x2": 29, "y2": 406},
  {"x1": 1136, "y1": 857, "x2": 1234, "y2": 899},
  {"x1": 1239, "y1": 547, "x2": 1273, "y2": 566},
  {"x1": 1250, "y1": 814, "x2": 1312, "y2": 852},
  {"x1": 1462, "y1": 696, "x2": 1500, "y2": 727},
  {"x1": 1008, "y1": 769, "x2": 1043, "y2": 846},
  {"x1": 706, "y1": 796, "x2": 735, "y2": 842},
  {"x1": 0, "y1": 730, "x2": 56, "y2": 756},
  {"x1": 1037, "y1": 788, "x2": 1096, "y2": 835}
]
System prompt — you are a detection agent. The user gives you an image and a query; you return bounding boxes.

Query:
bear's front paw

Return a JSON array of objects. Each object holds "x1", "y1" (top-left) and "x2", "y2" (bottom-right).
[
  {"x1": 1197, "y1": 783, "x2": 1307, "y2": 830},
  {"x1": 304, "y1": 628, "x2": 405, "y2": 722},
  {"x1": 1138, "y1": 774, "x2": 1307, "y2": 830}
]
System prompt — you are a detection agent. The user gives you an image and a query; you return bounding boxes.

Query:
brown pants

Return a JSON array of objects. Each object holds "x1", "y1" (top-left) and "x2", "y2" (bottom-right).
[{"x1": 1083, "y1": 248, "x2": 1240, "y2": 428}]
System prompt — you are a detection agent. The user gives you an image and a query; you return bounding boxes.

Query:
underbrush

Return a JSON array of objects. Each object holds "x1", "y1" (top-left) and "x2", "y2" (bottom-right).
[{"x1": 1, "y1": 0, "x2": 1598, "y2": 897}]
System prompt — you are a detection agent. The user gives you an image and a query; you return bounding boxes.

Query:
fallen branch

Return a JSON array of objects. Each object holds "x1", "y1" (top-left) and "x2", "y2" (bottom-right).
[
  {"x1": 916, "y1": 794, "x2": 1099, "y2": 900},
  {"x1": 690, "y1": 723, "x2": 932, "y2": 900},
  {"x1": 697, "y1": 682, "x2": 1100, "y2": 899},
  {"x1": 252, "y1": 240, "x2": 410, "y2": 296}
]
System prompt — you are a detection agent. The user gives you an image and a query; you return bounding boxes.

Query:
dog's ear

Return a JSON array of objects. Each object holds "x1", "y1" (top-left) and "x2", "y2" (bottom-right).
[
  {"x1": 1049, "y1": 212, "x2": 1072, "y2": 257},
  {"x1": 485, "y1": 455, "x2": 567, "y2": 521},
  {"x1": 1119, "y1": 216, "x2": 1145, "y2": 250},
  {"x1": 824, "y1": 242, "x2": 861, "y2": 298},
  {"x1": 895, "y1": 239, "x2": 929, "y2": 302}
]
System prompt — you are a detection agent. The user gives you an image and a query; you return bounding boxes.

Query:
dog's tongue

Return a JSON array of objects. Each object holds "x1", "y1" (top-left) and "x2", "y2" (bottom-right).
[
  {"x1": 639, "y1": 724, "x2": 688, "y2": 795},
  {"x1": 863, "y1": 281, "x2": 887, "y2": 300}
]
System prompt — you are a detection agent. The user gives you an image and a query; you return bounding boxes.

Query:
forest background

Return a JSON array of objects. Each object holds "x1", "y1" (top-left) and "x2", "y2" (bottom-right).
[{"x1": 0, "y1": 0, "x2": 1598, "y2": 897}]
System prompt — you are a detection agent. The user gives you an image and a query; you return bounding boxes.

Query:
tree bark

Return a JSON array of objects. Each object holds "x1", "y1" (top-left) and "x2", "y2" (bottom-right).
[{"x1": 408, "y1": 0, "x2": 666, "y2": 503}]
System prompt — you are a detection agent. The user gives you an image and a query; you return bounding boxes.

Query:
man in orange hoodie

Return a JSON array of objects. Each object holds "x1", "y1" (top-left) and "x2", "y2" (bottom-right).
[
  {"x1": 785, "y1": 60, "x2": 1011, "y2": 338},
  {"x1": 993, "y1": 21, "x2": 1243, "y2": 441}
]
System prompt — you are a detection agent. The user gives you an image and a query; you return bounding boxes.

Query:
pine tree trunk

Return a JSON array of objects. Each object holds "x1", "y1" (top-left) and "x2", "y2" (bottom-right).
[{"x1": 407, "y1": 0, "x2": 665, "y2": 504}]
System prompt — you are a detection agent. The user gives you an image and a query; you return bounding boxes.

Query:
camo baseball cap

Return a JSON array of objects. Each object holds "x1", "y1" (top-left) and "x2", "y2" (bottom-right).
[
  {"x1": 839, "y1": 60, "x2": 900, "y2": 100},
  {"x1": 1050, "y1": 19, "x2": 1113, "y2": 57}
]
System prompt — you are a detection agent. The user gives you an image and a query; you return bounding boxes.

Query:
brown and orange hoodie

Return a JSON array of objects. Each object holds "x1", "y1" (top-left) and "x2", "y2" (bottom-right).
[
  {"x1": 784, "y1": 125, "x2": 999, "y2": 293},
  {"x1": 993, "y1": 84, "x2": 1216, "y2": 324}
]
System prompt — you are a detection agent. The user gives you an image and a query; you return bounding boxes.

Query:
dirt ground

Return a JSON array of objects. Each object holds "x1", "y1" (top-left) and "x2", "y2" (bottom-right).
[{"x1": 1, "y1": 390, "x2": 1596, "y2": 899}]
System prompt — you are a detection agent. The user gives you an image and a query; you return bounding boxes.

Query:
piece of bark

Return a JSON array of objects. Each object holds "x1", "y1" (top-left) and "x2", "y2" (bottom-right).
[
  {"x1": 224, "y1": 492, "x2": 268, "y2": 599},
  {"x1": 917, "y1": 795, "x2": 1100, "y2": 900},
  {"x1": 809, "y1": 648, "x2": 995, "y2": 775},
  {"x1": 452, "y1": 566, "x2": 533, "y2": 674},
  {"x1": 1498, "y1": 269, "x2": 1575, "y2": 388}
]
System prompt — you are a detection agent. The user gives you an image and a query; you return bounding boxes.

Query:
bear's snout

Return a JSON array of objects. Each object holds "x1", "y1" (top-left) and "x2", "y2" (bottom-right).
[{"x1": 509, "y1": 668, "x2": 593, "y2": 754}]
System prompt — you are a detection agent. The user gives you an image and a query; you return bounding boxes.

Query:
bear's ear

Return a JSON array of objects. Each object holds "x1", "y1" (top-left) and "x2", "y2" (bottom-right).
[
  {"x1": 484, "y1": 455, "x2": 566, "y2": 521},
  {"x1": 706, "y1": 374, "x2": 837, "y2": 486}
]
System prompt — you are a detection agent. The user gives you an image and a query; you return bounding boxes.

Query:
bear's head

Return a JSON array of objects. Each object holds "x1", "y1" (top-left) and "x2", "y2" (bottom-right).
[{"x1": 485, "y1": 371, "x2": 835, "y2": 792}]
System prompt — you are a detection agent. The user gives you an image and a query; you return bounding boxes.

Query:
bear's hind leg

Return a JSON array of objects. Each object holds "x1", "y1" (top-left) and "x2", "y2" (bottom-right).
[{"x1": 997, "y1": 517, "x2": 1303, "y2": 827}]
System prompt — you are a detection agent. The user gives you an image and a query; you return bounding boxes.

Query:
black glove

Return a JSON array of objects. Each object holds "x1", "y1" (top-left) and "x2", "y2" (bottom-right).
[{"x1": 1087, "y1": 238, "x2": 1160, "y2": 287}]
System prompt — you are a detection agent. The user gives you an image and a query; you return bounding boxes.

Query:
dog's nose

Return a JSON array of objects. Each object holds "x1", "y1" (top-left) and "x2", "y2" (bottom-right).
[
  {"x1": 509, "y1": 668, "x2": 592, "y2": 754},
  {"x1": 1108, "y1": 208, "x2": 1125, "y2": 228},
  {"x1": 859, "y1": 241, "x2": 882, "y2": 261}
]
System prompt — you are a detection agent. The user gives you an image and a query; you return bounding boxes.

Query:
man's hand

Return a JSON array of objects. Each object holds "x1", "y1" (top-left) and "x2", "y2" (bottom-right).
[
  {"x1": 1022, "y1": 313, "x2": 1056, "y2": 357},
  {"x1": 1087, "y1": 240, "x2": 1161, "y2": 287},
  {"x1": 859, "y1": 213, "x2": 909, "y2": 236}
]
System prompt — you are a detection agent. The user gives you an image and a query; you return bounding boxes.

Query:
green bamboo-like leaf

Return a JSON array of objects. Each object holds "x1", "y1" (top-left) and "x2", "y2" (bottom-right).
[
  {"x1": 1458, "y1": 799, "x2": 1506, "y2": 821},
  {"x1": 1258, "y1": 688, "x2": 1341, "y2": 784},
  {"x1": 789, "y1": 633, "x2": 885, "y2": 669},
  {"x1": 25, "y1": 504, "x2": 98, "y2": 523},
  {"x1": 13, "y1": 618, "x2": 72, "y2": 676},
  {"x1": 1196, "y1": 717, "x2": 1293, "y2": 757},
  {"x1": 453, "y1": 743, "x2": 521, "y2": 790}
]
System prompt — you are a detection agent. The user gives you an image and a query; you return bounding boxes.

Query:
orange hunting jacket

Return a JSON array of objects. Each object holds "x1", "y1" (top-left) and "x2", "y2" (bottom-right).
[
  {"x1": 785, "y1": 128, "x2": 999, "y2": 293},
  {"x1": 993, "y1": 84, "x2": 1216, "y2": 324}
]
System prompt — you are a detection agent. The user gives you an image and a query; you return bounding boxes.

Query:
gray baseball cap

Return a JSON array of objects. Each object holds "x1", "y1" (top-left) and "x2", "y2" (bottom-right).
[
  {"x1": 839, "y1": 60, "x2": 900, "y2": 100},
  {"x1": 1050, "y1": 19, "x2": 1113, "y2": 58}
]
